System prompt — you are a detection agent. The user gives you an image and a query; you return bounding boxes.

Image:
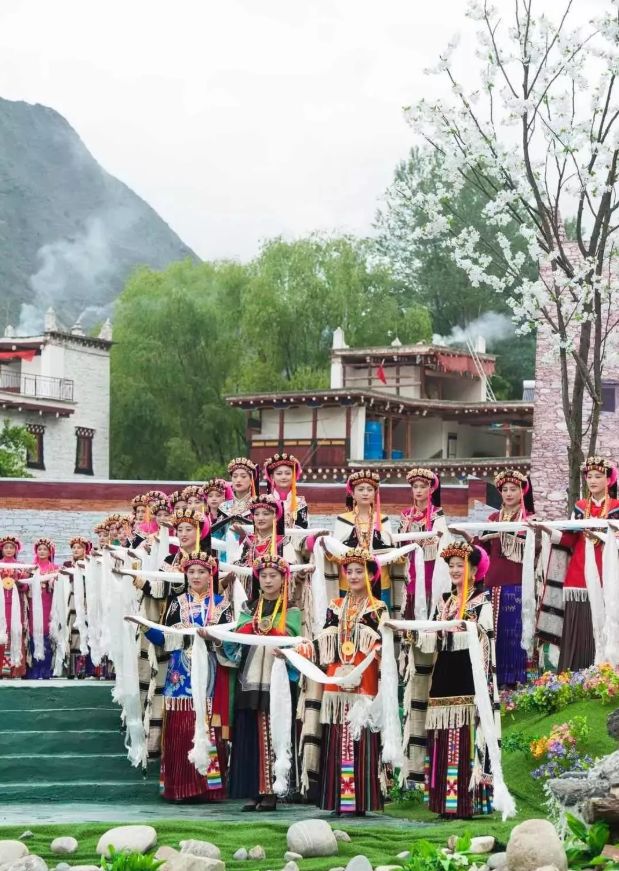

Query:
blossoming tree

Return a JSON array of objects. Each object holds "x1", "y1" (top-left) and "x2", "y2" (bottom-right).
[{"x1": 406, "y1": 0, "x2": 619, "y2": 507}]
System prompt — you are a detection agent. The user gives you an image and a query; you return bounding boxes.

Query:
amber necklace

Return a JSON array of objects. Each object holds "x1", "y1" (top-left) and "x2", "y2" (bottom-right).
[
  {"x1": 338, "y1": 593, "x2": 367, "y2": 662},
  {"x1": 353, "y1": 507, "x2": 372, "y2": 548},
  {"x1": 252, "y1": 594, "x2": 282, "y2": 634}
]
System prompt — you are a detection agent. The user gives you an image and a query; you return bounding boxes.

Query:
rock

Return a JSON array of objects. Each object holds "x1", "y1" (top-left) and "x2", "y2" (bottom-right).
[
  {"x1": 506, "y1": 820, "x2": 567, "y2": 871},
  {"x1": 233, "y1": 848, "x2": 248, "y2": 860},
  {"x1": 50, "y1": 838, "x2": 78, "y2": 855},
  {"x1": 488, "y1": 852, "x2": 508, "y2": 869},
  {"x1": 282, "y1": 863, "x2": 299, "y2": 871},
  {"x1": 284, "y1": 853, "x2": 303, "y2": 861},
  {"x1": 249, "y1": 846, "x2": 266, "y2": 860},
  {"x1": 447, "y1": 835, "x2": 458, "y2": 852},
  {"x1": 470, "y1": 837, "x2": 495, "y2": 854},
  {"x1": 156, "y1": 846, "x2": 181, "y2": 861},
  {"x1": 0, "y1": 841, "x2": 29, "y2": 864},
  {"x1": 345, "y1": 858, "x2": 372, "y2": 871},
  {"x1": 70, "y1": 867, "x2": 99, "y2": 871},
  {"x1": 54, "y1": 864, "x2": 71, "y2": 871},
  {"x1": 96, "y1": 824, "x2": 157, "y2": 857},
  {"x1": 532, "y1": 867, "x2": 560, "y2": 871},
  {"x1": 602, "y1": 844, "x2": 619, "y2": 861},
  {"x1": 333, "y1": 830, "x2": 351, "y2": 843},
  {"x1": 608, "y1": 709, "x2": 619, "y2": 741},
  {"x1": 375, "y1": 867, "x2": 403, "y2": 871},
  {"x1": 328, "y1": 868, "x2": 345, "y2": 871},
  {"x1": 162, "y1": 858, "x2": 224, "y2": 871},
  {"x1": 397, "y1": 852, "x2": 411, "y2": 860},
  {"x1": 548, "y1": 775, "x2": 608, "y2": 805},
  {"x1": 287, "y1": 819, "x2": 338, "y2": 858},
  {"x1": 19, "y1": 833, "x2": 34, "y2": 841},
  {"x1": 0, "y1": 859, "x2": 47, "y2": 871},
  {"x1": 179, "y1": 841, "x2": 221, "y2": 860}
]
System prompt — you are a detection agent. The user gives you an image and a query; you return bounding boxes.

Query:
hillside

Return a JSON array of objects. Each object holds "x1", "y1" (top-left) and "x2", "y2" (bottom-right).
[{"x1": 0, "y1": 97, "x2": 197, "y2": 332}]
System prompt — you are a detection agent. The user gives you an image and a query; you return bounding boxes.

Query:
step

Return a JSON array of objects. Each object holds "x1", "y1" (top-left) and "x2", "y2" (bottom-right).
[
  {"x1": 0, "y1": 753, "x2": 150, "y2": 783},
  {"x1": 0, "y1": 779, "x2": 161, "y2": 804},
  {"x1": 0, "y1": 729, "x2": 125, "y2": 755},
  {"x1": 0, "y1": 681, "x2": 115, "y2": 710},
  {"x1": 0, "y1": 706, "x2": 121, "y2": 731}
]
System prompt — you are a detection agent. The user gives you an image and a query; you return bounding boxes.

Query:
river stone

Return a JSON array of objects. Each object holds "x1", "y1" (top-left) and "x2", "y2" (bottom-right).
[
  {"x1": 345, "y1": 858, "x2": 372, "y2": 871},
  {"x1": 488, "y1": 852, "x2": 508, "y2": 869},
  {"x1": 233, "y1": 848, "x2": 248, "y2": 860},
  {"x1": 506, "y1": 820, "x2": 567, "y2": 871},
  {"x1": 608, "y1": 709, "x2": 619, "y2": 741},
  {"x1": 283, "y1": 863, "x2": 299, "y2": 871},
  {"x1": 284, "y1": 852, "x2": 303, "y2": 861},
  {"x1": 96, "y1": 825, "x2": 157, "y2": 857},
  {"x1": 162, "y1": 858, "x2": 224, "y2": 871},
  {"x1": 333, "y1": 830, "x2": 351, "y2": 843},
  {"x1": 156, "y1": 847, "x2": 180, "y2": 861},
  {"x1": 397, "y1": 851, "x2": 411, "y2": 860},
  {"x1": 179, "y1": 841, "x2": 221, "y2": 860},
  {"x1": 532, "y1": 867, "x2": 560, "y2": 871},
  {"x1": 470, "y1": 837, "x2": 495, "y2": 854},
  {"x1": 51, "y1": 838, "x2": 78, "y2": 855},
  {"x1": 287, "y1": 819, "x2": 338, "y2": 858},
  {"x1": 0, "y1": 841, "x2": 29, "y2": 863},
  {"x1": 19, "y1": 833, "x2": 34, "y2": 841},
  {"x1": 249, "y1": 846, "x2": 266, "y2": 860},
  {"x1": 70, "y1": 867, "x2": 99, "y2": 871},
  {"x1": 375, "y1": 867, "x2": 403, "y2": 871},
  {"x1": 54, "y1": 864, "x2": 71, "y2": 871},
  {"x1": 0, "y1": 858, "x2": 47, "y2": 871}
]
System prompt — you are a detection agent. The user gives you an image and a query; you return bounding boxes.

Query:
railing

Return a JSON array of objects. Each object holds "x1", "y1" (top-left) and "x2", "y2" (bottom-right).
[{"x1": 0, "y1": 367, "x2": 74, "y2": 402}]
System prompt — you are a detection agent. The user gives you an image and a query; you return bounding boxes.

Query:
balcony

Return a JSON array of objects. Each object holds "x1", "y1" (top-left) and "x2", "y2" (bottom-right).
[{"x1": 0, "y1": 366, "x2": 74, "y2": 402}]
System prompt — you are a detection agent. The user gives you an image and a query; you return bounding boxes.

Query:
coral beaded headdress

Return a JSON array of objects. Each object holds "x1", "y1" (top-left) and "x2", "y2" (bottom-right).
[
  {"x1": 0, "y1": 535, "x2": 21, "y2": 553},
  {"x1": 228, "y1": 457, "x2": 259, "y2": 497},
  {"x1": 346, "y1": 470, "x2": 382, "y2": 534},
  {"x1": 263, "y1": 453, "x2": 303, "y2": 517},
  {"x1": 252, "y1": 554, "x2": 291, "y2": 632},
  {"x1": 337, "y1": 546, "x2": 379, "y2": 600},
  {"x1": 180, "y1": 551, "x2": 218, "y2": 622}
]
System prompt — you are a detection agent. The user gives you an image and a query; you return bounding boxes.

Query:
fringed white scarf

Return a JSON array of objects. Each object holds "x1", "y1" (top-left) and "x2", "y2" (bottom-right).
[
  {"x1": 72, "y1": 566, "x2": 89, "y2": 655},
  {"x1": 30, "y1": 571, "x2": 45, "y2": 661},
  {"x1": 520, "y1": 527, "x2": 536, "y2": 655},
  {"x1": 371, "y1": 625, "x2": 404, "y2": 770},
  {"x1": 310, "y1": 543, "x2": 329, "y2": 635},
  {"x1": 270, "y1": 656, "x2": 293, "y2": 794},
  {"x1": 50, "y1": 573, "x2": 71, "y2": 676},
  {"x1": 0, "y1": 580, "x2": 23, "y2": 667},
  {"x1": 187, "y1": 632, "x2": 213, "y2": 774},
  {"x1": 602, "y1": 528, "x2": 619, "y2": 666},
  {"x1": 387, "y1": 618, "x2": 516, "y2": 821},
  {"x1": 84, "y1": 554, "x2": 104, "y2": 665},
  {"x1": 584, "y1": 537, "x2": 606, "y2": 664}
]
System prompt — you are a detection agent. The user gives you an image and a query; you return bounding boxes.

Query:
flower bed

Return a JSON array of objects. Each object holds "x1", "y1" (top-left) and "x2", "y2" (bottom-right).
[{"x1": 501, "y1": 663, "x2": 619, "y2": 715}]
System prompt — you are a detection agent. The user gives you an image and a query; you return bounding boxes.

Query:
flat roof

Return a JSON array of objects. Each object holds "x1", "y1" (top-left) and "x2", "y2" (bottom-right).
[{"x1": 332, "y1": 342, "x2": 496, "y2": 362}]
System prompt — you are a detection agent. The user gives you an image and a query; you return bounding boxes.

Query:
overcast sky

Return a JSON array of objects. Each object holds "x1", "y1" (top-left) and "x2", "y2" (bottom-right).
[{"x1": 0, "y1": 0, "x2": 603, "y2": 262}]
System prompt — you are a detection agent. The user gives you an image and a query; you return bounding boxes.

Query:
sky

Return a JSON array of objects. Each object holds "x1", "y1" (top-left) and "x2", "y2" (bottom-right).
[{"x1": 0, "y1": 0, "x2": 605, "y2": 262}]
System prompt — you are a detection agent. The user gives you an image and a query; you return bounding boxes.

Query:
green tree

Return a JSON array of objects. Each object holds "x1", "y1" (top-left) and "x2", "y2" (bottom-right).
[
  {"x1": 0, "y1": 420, "x2": 35, "y2": 477},
  {"x1": 374, "y1": 148, "x2": 536, "y2": 396}
]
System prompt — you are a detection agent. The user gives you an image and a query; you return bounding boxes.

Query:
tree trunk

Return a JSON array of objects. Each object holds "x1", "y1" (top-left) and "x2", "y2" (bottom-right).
[{"x1": 582, "y1": 795, "x2": 619, "y2": 839}]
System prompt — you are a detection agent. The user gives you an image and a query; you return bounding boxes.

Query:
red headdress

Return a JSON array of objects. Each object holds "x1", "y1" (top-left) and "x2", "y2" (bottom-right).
[
  {"x1": 406, "y1": 467, "x2": 441, "y2": 529},
  {"x1": 33, "y1": 537, "x2": 56, "y2": 564},
  {"x1": 0, "y1": 535, "x2": 22, "y2": 554},
  {"x1": 249, "y1": 495, "x2": 284, "y2": 556},
  {"x1": 336, "y1": 546, "x2": 380, "y2": 601},
  {"x1": 203, "y1": 478, "x2": 233, "y2": 500},
  {"x1": 181, "y1": 485, "x2": 207, "y2": 503},
  {"x1": 263, "y1": 453, "x2": 303, "y2": 517},
  {"x1": 441, "y1": 541, "x2": 489, "y2": 618},
  {"x1": 581, "y1": 456, "x2": 618, "y2": 497},
  {"x1": 69, "y1": 536, "x2": 93, "y2": 555},
  {"x1": 227, "y1": 457, "x2": 260, "y2": 497},
  {"x1": 494, "y1": 468, "x2": 534, "y2": 515}
]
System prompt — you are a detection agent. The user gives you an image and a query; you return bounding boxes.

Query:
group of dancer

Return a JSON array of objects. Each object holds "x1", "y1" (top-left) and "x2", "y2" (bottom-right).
[{"x1": 1, "y1": 452, "x2": 617, "y2": 821}]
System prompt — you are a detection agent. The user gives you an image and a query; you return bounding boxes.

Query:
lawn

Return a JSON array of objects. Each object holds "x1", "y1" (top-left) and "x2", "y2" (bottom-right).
[{"x1": 1, "y1": 698, "x2": 616, "y2": 870}]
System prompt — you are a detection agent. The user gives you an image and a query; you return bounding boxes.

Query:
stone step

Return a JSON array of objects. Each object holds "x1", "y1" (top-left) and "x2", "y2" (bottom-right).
[
  {"x1": 0, "y1": 778, "x2": 160, "y2": 804},
  {"x1": 0, "y1": 681, "x2": 115, "y2": 710},
  {"x1": 0, "y1": 729, "x2": 125, "y2": 755},
  {"x1": 1, "y1": 706, "x2": 121, "y2": 731},
  {"x1": 0, "y1": 753, "x2": 151, "y2": 782}
]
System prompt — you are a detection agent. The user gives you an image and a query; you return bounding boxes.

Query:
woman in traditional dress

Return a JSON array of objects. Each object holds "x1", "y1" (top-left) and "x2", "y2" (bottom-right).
[
  {"x1": 63, "y1": 536, "x2": 95, "y2": 679},
  {"x1": 263, "y1": 453, "x2": 308, "y2": 528},
  {"x1": 218, "y1": 458, "x2": 259, "y2": 522},
  {"x1": 0, "y1": 535, "x2": 28, "y2": 678},
  {"x1": 218, "y1": 554, "x2": 301, "y2": 812},
  {"x1": 406, "y1": 541, "x2": 496, "y2": 819},
  {"x1": 323, "y1": 471, "x2": 394, "y2": 608},
  {"x1": 478, "y1": 470, "x2": 535, "y2": 688},
  {"x1": 168, "y1": 491, "x2": 187, "y2": 512},
  {"x1": 153, "y1": 499, "x2": 171, "y2": 525},
  {"x1": 133, "y1": 552, "x2": 234, "y2": 801},
  {"x1": 26, "y1": 538, "x2": 59, "y2": 679},
  {"x1": 203, "y1": 479, "x2": 229, "y2": 527},
  {"x1": 182, "y1": 485, "x2": 207, "y2": 513},
  {"x1": 538, "y1": 457, "x2": 619, "y2": 672},
  {"x1": 299, "y1": 547, "x2": 386, "y2": 816},
  {"x1": 399, "y1": 468, "x2": 446, "y2": 619}
]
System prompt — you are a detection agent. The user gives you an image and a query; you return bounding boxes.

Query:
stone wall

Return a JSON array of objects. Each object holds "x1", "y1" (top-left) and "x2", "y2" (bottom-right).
[{"x1": 530, "y1": 241, "x2": 619, "y2": 517}]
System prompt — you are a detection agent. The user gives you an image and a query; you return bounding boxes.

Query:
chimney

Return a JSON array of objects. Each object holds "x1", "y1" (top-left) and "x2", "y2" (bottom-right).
[
  {"x1": 332, "y1": 327, "x2": 348, "y2": 350},
  {"x1": 474, "y1": 335, "x2": 486, "y2": 354},
  {"x1": 4, "y1": 325, "x2": 15, "y2": 338},
  {"x1": 70, "y1": 320, "x2": 85, "y2": 337},
  {"x1": 44, "y1": 307, "x2": 58, "y2": 333},
  {"x1": 98, "y1": 319, "x2": 113, "y2": 341},
  {"x1": 391, "y1": 337, "x2": 402, "y2": 347},
  {"x1": 330, "y1": 326, "x2": 347, "y2": 389}
]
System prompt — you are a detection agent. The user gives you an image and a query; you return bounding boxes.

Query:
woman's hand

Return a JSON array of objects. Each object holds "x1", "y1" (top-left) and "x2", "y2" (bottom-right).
[
  {"x1": 448, "y1": 526, "x2": 473, "y2": 544},
  {"x1": 197, "y1": 627, "x2": 214, "y2": 640},
  {"x1": 527, "y1": 519, "x2": 553, "y2": 536},
  {"x1": 133, "y1": 576, "x2": 146, "y2": 590}
]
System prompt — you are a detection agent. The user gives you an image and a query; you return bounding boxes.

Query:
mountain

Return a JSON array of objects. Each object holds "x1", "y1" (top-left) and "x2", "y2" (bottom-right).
[{"x1": 0, "y1": 97, "x2": 197, "y2": 333}]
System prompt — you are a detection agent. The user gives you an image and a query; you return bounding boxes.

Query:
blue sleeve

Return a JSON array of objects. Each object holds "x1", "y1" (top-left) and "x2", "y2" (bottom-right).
[{"x1": 144, "y1": 627, "x2": 165, "y2": 646}]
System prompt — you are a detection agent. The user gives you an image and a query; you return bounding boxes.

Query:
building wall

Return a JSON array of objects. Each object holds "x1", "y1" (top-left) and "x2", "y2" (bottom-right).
[
  {"x1": 530, "y1": 242, "x2": 619, "y2": 516},
  {"x1": 349, "y1": 405, "x2": 366, "y2": 460}
]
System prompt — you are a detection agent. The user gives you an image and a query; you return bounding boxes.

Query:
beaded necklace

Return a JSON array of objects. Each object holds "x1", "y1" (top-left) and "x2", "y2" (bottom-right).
[
  {"x1": 353, "y1": 508, "x2": 372, "y2": 549},
  {"x1": 584, "y1": 495, "x2": 609, "y2": 544},
  {"x1": 338, "y1": 593, "x2": 368, "y2": 663},
  {"x1": 252, "y1": 594, "x2": 283, "y2": 634}
]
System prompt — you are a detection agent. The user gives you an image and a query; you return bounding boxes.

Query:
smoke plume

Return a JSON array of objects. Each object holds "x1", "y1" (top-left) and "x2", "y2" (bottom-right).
[{"x1": 433, "y1": 312, "x2": 514, "y2": 349}]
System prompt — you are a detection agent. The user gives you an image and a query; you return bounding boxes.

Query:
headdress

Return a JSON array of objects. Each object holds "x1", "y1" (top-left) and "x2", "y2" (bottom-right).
[
  {"x1": 102, "y1": 513, "x2": 122, "y2": 529},
  {"x1": 494, "y1": 468, "x2": 535, "y2": 514},
  {"x1": 170, "y1": 508, "x2": 212, "y2": 552},
  {"x1": 203, "y1": 478, "x2": 233, "y2": 499},
  {"x1": 168, "y1": 490, "x2": 186, "y2": 507},
  {"x1": 336, "y1": 546, "x2": 379, "y2": 600},
  {"x1": 252, "y1": 554, "x2": 291, "y2": 632},
  {"x1": 227, "y1": 457, "x2": 259, "y2": 497},
  {"x1": 144, "y1": 490, "x2": 168, "y2": 504},
  {"x1": 263, "y1": 453, "x2": 302, "y2": 517},
  {"x1": 345, "y1": 470, "x2": 382, "y2": 533},
  {"x1": 181, "y1": 485, "x2": 207, "y2": 503},
  {"x1": 34, "y1": 537, "x2": 56, "y2": 562},
  {"x1": 581, "y1": 456, "x2": 618, "y2": 499},
  {"x1": 69, "y1": 536, "x2": 93, "y2": 554},
  {"x1": 152, "y1": 499, "x2": 171, "y2": 515},
  {"x1": 181, "y1": 551, "x2": 219, "y2": 622},
  {"x1": 250, "y1": 495, "x2": 284, "y2": 556},
  {"x1": 441, "y1": 541, "x2": 489, "y2": 618},
  {"x1": 0, "y1": 535, "x2": 21, "y2": 553},
  {"x1": 131, "y1": 493, "x2": 150, "y2": 508}
]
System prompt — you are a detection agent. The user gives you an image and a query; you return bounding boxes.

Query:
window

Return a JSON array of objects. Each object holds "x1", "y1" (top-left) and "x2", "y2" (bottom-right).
[
  {"x1": 602, "y1": 383, "x2": 616, "y2": 413},
  {"x1": 26, "y1": 424, "x2": 45, "y2": 470},
  {"x1": 75, "y1": 427, "x2": 95, "y2": 475},
  {"x1": 447, "y1": 432, "x2": 458, "y2": 459}
]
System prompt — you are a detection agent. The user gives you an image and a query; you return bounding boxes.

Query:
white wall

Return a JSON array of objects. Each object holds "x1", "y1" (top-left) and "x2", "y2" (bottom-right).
[{"x1": 349, "y1": 405, "x2": 366, "y2": 460}]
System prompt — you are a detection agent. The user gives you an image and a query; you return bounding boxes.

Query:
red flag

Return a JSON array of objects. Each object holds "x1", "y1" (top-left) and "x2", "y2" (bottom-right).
[{"x1": 376, "y1": 362, "x2": 387, "y2": 385}]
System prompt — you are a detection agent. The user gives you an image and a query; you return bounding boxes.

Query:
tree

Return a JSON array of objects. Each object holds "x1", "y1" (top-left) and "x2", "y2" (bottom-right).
[
  {"x1": 0, "y1": 420, "x2": 35, "y2": 477},
  {"x1": 375, "y1": 147, "x2": 537, "y2": 397},
  {"x1": 402, "y1": 0, "x2": 619, "y2": 508}
]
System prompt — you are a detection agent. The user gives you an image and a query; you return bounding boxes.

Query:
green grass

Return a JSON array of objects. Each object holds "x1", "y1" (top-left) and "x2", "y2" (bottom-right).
[{"x1": 1, "y1": 699, "x2": 616, "y2": 870}]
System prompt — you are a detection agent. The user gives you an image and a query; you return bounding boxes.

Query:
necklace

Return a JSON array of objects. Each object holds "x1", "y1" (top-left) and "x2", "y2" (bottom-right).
[
  {"x1": 338, "y1": 593, "x2": 367, "y2": 662},
  {"x1": 498, "y1": 507, "x2": 525, "y2": 562},
  {"x1": 584, "y1": 496, "x2": 609, "y2": 544},
  {"x1": 353, "y1": 508, "x2": 372, "y2": 548},
  {"x1": 252, "y1": 594, "x2": 282, "y2": 634}
]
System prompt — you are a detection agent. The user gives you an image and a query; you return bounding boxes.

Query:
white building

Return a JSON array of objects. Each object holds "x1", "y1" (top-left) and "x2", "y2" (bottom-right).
[{"x1": 0, "y1": 310, "x2": 111, "y2": 478}]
